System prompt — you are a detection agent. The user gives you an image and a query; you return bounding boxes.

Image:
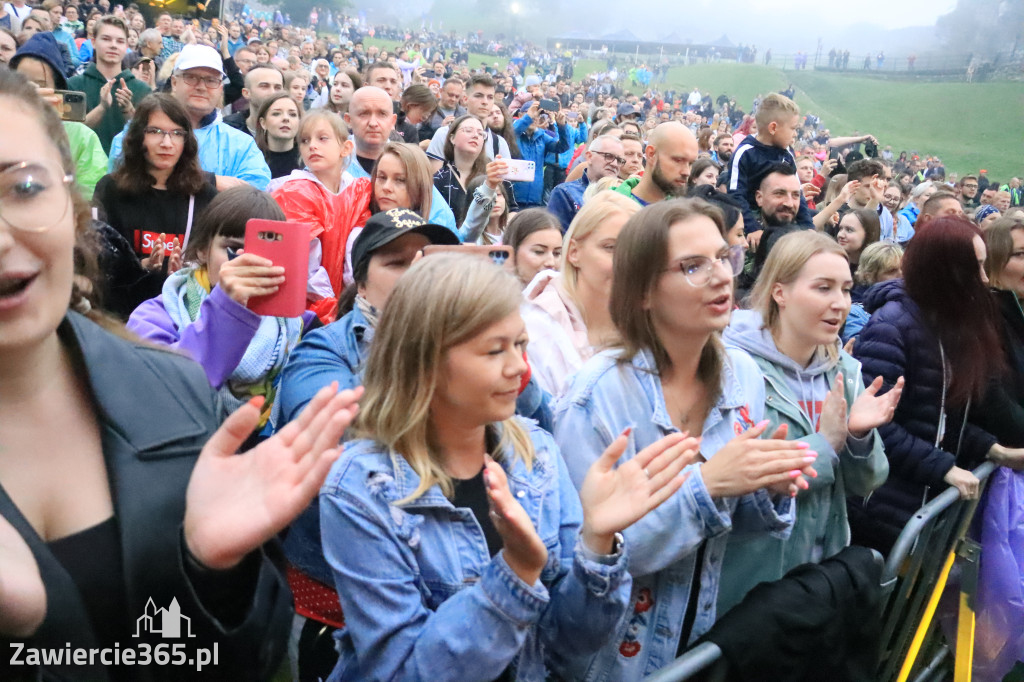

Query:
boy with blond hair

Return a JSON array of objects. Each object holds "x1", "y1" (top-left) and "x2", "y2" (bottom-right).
[{"x1": 728, "y1": 93, "x2": 813, "y2": 248}]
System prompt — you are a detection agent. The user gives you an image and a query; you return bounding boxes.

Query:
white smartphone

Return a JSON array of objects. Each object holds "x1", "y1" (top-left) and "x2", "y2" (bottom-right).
[{"x1": 503, "y1": 159, "x2": 535, "y2": 183}]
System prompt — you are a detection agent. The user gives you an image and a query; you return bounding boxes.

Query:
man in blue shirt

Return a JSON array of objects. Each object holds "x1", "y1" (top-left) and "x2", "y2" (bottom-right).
[{"x1": 547, "y1": 134, "x2": 625, "y2": 232}]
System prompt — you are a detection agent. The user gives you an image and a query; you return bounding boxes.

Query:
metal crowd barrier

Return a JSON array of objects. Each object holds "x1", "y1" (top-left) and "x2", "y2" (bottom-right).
[{"x1": 648, "y1": 460, "x2": 998, "y2": 682}]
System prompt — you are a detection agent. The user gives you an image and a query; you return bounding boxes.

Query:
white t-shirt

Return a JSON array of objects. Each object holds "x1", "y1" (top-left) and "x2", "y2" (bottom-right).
[{"x1": 4, "y1": 2, "x2": 31, "y2": 32}]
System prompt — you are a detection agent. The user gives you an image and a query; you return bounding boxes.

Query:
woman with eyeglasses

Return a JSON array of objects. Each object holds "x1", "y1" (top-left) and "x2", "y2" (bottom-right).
[
  {"x1": 93, "y1": 93, "x2": 217, "y2": 274},
  {"x1": 553, "y1": 199, "x2": 818, "y2": 680},
  {"x1": 521, "y1": 192, "x2": 640, "y2": 397},
  {"x1": 0, "y1": 68, "x2": 358, "y2": 681},
  {"x1": 716, "y1": 230, "x2": 898, "y2": 614},
  {"x1": 432, "y1": 114, "x2": 488, "y2": 227}
]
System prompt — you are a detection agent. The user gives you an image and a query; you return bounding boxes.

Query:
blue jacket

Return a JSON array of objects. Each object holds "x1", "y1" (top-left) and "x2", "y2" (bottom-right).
[
  {"x1": 319, "y1": 421, "x2": 632, "y2": 682},
  {"x1": 546, "y1": 170, "x2": 590, "y2": 233},
  {"x1": 727, "y1": 134, "x2": 813, "y2": 234},
  {"x1": 546, "y1": 120, "x2": 587, "y2": 169},
  {"x1": 109, "y1": 111, "x2": 272, "y2": 190},
  {"x1": 894, "y1": 203, "x2": 919, "y2": 243},
  {"x1": 513, "y1": 114, "x2": 570, "y2": 206},
  {"x1": 277, "y1": 306, "x2": 556, "y2": 584},
  {"x1": 849, "y1": 279, "x2": 997, "y2": 552},
  {"x1": 553, "y1": 347, "x2": 794, "y2": 681}
]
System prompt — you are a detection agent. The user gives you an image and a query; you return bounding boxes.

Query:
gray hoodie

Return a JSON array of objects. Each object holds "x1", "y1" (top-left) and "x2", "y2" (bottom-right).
[{"x1": 724, "y1": 309, "x2": 838, "y2": 430}]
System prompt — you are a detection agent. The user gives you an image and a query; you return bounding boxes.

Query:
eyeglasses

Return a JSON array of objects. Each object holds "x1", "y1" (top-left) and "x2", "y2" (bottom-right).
[
  {"x1": 144, "y1": 127, "x2": 189, "y2": 141},
  {"x1": 180, "y1": 72, "x2": 222, "y2": 88},
  {"x1": 591, "y1": 149, "x2": 626, "y2": 166},
  {"x1": 0, "y1": 162, "x2": 74, "y2": 233},
  {"x1": 665, "y1": 244, "x2": 746, "y2": 287}
]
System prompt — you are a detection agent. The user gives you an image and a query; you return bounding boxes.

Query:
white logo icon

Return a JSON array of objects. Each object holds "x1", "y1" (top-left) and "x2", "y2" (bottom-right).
[{"x1": 133, "y1": 597, "x2": 195, "y2": 638}]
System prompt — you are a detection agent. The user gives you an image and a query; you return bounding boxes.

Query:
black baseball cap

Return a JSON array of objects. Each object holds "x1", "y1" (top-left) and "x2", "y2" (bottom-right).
[{"x1": 351, "y1": 208, "x2": 460, "y2": 276}]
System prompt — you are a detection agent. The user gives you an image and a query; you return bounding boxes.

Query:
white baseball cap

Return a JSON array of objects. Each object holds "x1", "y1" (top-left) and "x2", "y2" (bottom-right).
[{"x1": 174, "y1": 44, "x2": 225, "y2": 76}]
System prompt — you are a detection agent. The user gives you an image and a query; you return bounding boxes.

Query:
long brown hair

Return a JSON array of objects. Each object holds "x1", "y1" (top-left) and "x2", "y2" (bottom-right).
[
  {"x1": 112, "y1": 93, "x2": 208, "y2": 195},
  {"x1": 610, "y1": 198, "x2": 727, "y2": 390},
  {"x1": 904, "y1": 217, "x2": 1004, "y2": 406},
  {"x1": 254, "y1": 91, "x2": 302, "y2": 154},
  {"x1": 369, "y1": 142, "x2": 433, "y2": 218}
]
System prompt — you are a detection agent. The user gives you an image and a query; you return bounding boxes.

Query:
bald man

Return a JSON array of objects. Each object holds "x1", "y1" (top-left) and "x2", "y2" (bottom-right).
[
  {"x1": 613, "y1": 122, "x2": 698, "y2": 206},
  {"x1": 344, "y1": 86, "x2": 457, "y2": 231}
]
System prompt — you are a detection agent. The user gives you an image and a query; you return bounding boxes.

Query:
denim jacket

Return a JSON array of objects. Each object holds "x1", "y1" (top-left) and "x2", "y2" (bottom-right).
[
  {"x1": 277, "y1": 307, "x2": 556, "y2": 585},
  {"x1": 553, "y1": 347, "x2": 794, "y2": 681},
  {"x1": 319, "y1": 420, "x2": 632, "y2": 682}
]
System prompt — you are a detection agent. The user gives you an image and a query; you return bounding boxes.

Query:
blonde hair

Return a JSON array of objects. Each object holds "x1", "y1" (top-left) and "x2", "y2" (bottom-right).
[
  {"x1": 581, "y1": 174, "x2": 618, "y2": 203},
  {"x1": 561, "y1": 191, "x2": 641, "y2": 302},
  {"x1": 749, "y1": 230, "x2": 848, "y2": 338},
  {"x1": 370, "y1": 142, "x2": 433, "y2": 218},
  {"x1": 754, "y1": 93, "x2": 800, "y2": 130},
  {"x1": 856, "y1": 241, "x2": 904, "y2": 286},
  {"x1": 354, "y1": 254, "x2": 534, "y2": 502}
]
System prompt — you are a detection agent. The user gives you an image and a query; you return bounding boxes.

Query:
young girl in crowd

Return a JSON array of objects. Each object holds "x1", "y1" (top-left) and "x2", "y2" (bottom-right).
[
  {"x1": 319, "y1": 253, "x2": 699, "y2": 681},
  {"x1": 487, "y1": 101, "x2": 521, "y2": 160},
  {"x1": 285, "y1": 69, "x2": 311, "y2": 110},
  {"x1": 503, "y1": 209, "x2": 562, "y2": 286},
  {"x1": 93, "y1": 93, "x2": 218, "y2": 270},
  {"x1": 842, "y1": 241, "x2": 903, "y2": 342},
  {"x1": 688, "y1": 157, "x2": 721, "y2": 188},
  {"x1": 461, "y1": 171, "x2": 511, "y2": 245},
  {"x1": 554, "y1": 199, "x2": 817, "y2": 680},
  {"x1": 522, "y1": 192, "x2": 640, "y2": 396},
  {"x1": 321, "y1": 68, "x2": 360, "y2": 115},
  {"x1": 127, "y1": 186, "x2": 315, "y2": 427},
  {"x1": 835, "y1": 208, "x2": 881, "y2": 284},
  {"x1": 717, "y1": 231, "x2": 898, "y2": 613},
  {"x1": 342, "y1": 142, "x2": 456, "y2": 286},
  {"x1": 0, "y1": 67, "x2": 356, "y2": 682},
  {"x1": 272, "y1": 110, "x2": 371, "y2": 321},
  {"x1": 256, "y1": 91, "x2": 303, "y2": 179},
  {"x1": 851, "y1": 217, "x2": 1024, "y2": 552},
  {"x1": 433, "y1": 114, "x2": 488, "y2": 225},
  {"x1": 395, "y1": 83, "x2": 435, "y2": 144}
]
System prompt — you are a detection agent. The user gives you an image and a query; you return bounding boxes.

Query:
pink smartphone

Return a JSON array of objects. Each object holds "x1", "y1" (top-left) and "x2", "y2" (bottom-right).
[{"x1": 243, "y1": 219, "x2": 309, "y2": 318}]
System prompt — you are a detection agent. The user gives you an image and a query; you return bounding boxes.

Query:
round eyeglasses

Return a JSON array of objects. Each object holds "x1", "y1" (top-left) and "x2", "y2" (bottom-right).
[
  {"x1": 0, "y1": 162, "x2": 75, "y2": 233},
  {"x1": 665, "y1": 244, "x2": 746, "y2": 287}
]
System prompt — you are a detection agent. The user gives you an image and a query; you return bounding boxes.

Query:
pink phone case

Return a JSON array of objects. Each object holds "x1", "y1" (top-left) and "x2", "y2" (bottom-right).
[{"x1": 243, "y1": 219, "x2": 309, "y2": 318}]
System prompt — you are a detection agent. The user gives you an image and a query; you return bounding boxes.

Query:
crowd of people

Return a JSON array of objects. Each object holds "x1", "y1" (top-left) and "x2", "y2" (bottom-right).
[{"x1": 1, "y1": 3, "x2": 1024, "y2": 681}]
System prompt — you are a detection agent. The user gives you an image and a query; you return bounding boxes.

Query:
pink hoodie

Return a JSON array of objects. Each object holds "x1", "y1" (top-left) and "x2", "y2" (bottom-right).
[{"x1": 520, "y1": 270, "x2": 593, "y2": 398}]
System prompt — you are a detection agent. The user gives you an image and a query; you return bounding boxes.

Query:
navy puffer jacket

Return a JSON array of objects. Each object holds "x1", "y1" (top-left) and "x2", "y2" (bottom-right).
[{"x1": 847, "y1": 279, "x2": 997, "y2": 553}]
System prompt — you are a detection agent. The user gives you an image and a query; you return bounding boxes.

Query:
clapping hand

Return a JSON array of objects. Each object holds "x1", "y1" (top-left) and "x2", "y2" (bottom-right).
[
  {"x1": 848, "y1": 375, "x2": 904, "y2": 438},
  {"x1": 184, "y1": 383, "x2": 362, "y2": 570},
  {"x1": 577, "y1": 430, "x2": 700, "y2": 553}
]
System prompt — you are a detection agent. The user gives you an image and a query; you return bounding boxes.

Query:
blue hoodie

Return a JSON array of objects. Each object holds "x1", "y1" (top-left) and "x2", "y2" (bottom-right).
[{"x1": 10, "y1": 32, "x2": 69, "y2": 89}]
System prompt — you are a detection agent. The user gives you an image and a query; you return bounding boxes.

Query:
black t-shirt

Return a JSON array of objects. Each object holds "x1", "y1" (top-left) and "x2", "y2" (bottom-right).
[
  {"x1": 452, "y1": 467, "x2": 503, "y2": 558},
  {"x1": 93, "y1": 172, "x2": 218, "y2": 259},
  {"x1": 356, "y1": 154, "x2": 376, "y2": 176},
  {"x1": 264, "y1": 147, "x2": 303, "y2": 179}
]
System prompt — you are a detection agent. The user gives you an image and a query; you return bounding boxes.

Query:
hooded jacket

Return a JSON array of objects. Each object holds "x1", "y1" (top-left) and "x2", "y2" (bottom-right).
[
  {"x1": 520, "y1": 270, "x2": 591, "y2": 398},
  {"x1": 68, "y1": 62, "x2": 151, "y2": 154},
  {"x1": 511, "y1": 113, "x2": 570, "y2": 206},
  {"x1": 849, "y1": 279, "x2": 997, "y2": 553},
  {"x1": 717, "y1": 310, "x2": 887, "y2": 613},
  {"x1": 9, "y1": 32, "x2": 68, "y2": 88}
]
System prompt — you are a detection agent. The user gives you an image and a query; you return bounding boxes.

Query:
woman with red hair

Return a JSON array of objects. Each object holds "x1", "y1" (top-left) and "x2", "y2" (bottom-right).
[{"x1": 849, "y1": 217, "x2": 1024, "y2": 552}]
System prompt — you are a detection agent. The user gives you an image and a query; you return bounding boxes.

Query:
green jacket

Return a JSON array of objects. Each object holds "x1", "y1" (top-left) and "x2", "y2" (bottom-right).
[
  {"x1": 64, "y1": 122, "x2": 108, "y2": 200},
  {"x1": 717, "y1": 310, "x2": 888, "y2": 613},
  {"x1": 68, "y1": 64, "x2": 151, "y2": 154}
]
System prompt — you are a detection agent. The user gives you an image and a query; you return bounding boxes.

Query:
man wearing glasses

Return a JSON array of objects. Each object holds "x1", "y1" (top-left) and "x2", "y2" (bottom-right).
[
  {"x1": 108, "y1": 44, "x2": 271, "y2": 191},
  {"x1": 547, "y1": 134, "x2": 625, "y2": 232},
  {"x1": 959, "y1": 175, "x2": 980, "y2": 210}
]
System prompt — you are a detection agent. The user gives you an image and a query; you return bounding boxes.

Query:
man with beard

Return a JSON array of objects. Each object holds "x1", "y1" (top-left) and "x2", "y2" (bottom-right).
[
  {"x1": 751, "y1": 164, "x2": 809, "y2": 278},
  {"x1": 612, "y1": 121, "x2": 697, "y2": 205},
  {"x1": 711, "y1": 133, "x2": 733, "y2": 166}
]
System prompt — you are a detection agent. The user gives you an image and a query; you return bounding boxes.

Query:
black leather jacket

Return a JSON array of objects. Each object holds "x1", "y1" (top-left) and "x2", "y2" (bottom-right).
[{"x1": 0, "y1": 313, "x2": 292, "y2": 680}]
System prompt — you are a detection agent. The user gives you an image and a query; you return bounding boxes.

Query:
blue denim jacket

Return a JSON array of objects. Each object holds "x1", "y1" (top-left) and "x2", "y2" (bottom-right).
[
  {"x1": 553, "y1": 347, "x2": 794, "y2": 681},
  {"x1": 319, "y1": 420, "x2": 632, "y2": 682}
]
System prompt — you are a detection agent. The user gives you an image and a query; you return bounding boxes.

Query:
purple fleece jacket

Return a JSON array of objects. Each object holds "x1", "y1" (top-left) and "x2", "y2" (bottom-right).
[{"x1": 127, "y1": 285, "x2": 315, "y2": 389}]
